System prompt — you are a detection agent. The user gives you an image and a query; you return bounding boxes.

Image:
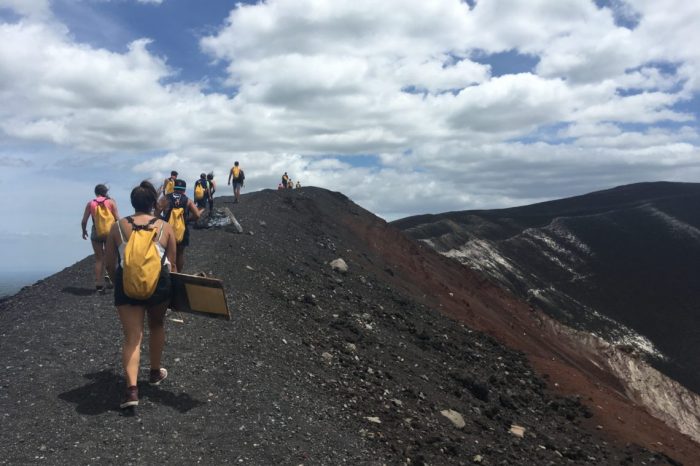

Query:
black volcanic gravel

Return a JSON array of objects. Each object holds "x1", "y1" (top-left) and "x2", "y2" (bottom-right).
[
  {"x1": 394, "y1": 181, "x2": 700, "y2": 395},
  {"x1": 0, "y1": 188, "x2": 680, "y2": 465}
]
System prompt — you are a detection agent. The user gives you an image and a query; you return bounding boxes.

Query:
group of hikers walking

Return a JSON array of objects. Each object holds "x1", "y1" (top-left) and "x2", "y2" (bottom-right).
[
  {"x1": 80, "y1": 160, "x2": 246, "y2": 409},
  {"x1": 279, "y1": 171, "x2": 301, "y2": 189}
]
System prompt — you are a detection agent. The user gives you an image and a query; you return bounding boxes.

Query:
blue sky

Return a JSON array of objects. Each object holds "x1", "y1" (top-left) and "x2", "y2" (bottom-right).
[{"x1": 0, "y1": 0, "x2": 699, "y2": 280}]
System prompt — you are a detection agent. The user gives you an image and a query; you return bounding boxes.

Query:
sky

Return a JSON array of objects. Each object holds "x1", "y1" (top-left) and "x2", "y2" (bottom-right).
[{"x1": 0, "y1": 0, "x2": 699, "y2": 277}]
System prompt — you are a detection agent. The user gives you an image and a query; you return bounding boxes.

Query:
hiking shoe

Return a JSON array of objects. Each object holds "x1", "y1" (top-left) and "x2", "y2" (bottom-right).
[
  {"x1": 96, "y1": 285, "x2": 105, "y2": 295},
  {"x1": 104, "y1": 275, "x2": 114, "y2": 289},
  {"x1": 120, "y1": 385, "x2": 138, "y2": 409},
  {"x1": 149, "y1": 368, "x2": 168, "y2": 386}
]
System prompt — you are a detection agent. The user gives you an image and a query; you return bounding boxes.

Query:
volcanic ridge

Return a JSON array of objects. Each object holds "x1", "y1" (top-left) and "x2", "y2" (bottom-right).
[{"x1": 1, "y1": 187, "x2": 697, "y2": 465}]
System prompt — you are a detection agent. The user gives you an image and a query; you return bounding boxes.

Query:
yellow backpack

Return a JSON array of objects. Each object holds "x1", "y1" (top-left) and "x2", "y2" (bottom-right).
[
  {"x1": 164, "y1": 178, "x2": 175, "y2": 195},
  {"x1": 120, "y1": 217, "x2": 164, "y2": 300},
  {"x1": 232, "y1": 166, "x2": 240, "y2": 179},
  {"x1": 167, "y1": 193, "x2": 187, "y2": 243},
  {"x1": 194, "y1": 181, "x2": 205, "y2": 201},
  {"x1": 93, "y1": 198, "x2": 114, "y2": 240}
]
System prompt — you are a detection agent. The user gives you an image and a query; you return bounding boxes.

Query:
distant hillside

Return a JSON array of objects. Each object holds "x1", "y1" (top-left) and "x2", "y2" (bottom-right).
[
  {"x1": 394, "y1": 181, "x2": 700, "y2": 397},
  {"x1": 0, "y1": 271, "x2": 50, "y2": 298},
  {"x1": 1, "y1": 187, "x2": 697, "y2": 464}
]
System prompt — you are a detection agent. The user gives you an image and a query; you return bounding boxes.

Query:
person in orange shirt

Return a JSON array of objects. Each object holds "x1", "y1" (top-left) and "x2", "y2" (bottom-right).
[{"x1": 227, "y1": 161, "x2": 245, "y2": 203}]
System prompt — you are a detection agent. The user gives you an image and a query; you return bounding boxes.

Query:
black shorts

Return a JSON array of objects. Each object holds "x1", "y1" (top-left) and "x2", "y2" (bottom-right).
[
  {"x1": 90, "y1": 225, "x2": 106, "y2": 244},
  {"x1": 178, "y1": 227, "x2": 190, "y2": 247},
  {"x1": 114, "y1": 266, "x2": 171, "y2": 307}
]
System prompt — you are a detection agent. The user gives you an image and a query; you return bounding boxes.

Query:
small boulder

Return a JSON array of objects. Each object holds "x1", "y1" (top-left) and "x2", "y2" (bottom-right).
[
  {"x1": 440, "y1": 409, "x2": 465, "y2": 429},
  {"x1": 509, "y1": 425, "x2": 525, "y2": 438},
  {"x1": 343, "y1": 342, "x2": 357, "y2": 353},
  {"x1": 329, "y1": 258, "x2": 348, "y2": 274}
]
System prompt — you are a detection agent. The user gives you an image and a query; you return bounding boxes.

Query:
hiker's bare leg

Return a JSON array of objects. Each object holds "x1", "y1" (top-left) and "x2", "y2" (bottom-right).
[
  {"x1": 176, "y1": 244, "x2": 185, "y2": 273},
  {"x1": 92, "y1": 240, "x2": 105, "y2": 287},
  {"x1": 118, "y1": 305, "x2": 146, "y2": 387},
  {"x1": 147, "y1": 302, "x2": 168, "y2": 371}
]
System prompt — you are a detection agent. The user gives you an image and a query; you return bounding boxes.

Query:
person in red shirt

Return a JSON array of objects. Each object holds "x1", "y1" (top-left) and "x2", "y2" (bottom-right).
[{"x1": 81, "y1": 184, "x2": 120, "y2": 293}]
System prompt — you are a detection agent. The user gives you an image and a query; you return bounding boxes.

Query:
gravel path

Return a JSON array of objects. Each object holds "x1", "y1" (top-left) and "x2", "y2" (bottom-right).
[{"x1": 0, "y1": 188, "x2": 683, "y2": 465}]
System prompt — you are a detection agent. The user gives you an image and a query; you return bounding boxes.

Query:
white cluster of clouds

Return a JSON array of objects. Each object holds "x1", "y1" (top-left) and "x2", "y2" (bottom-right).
[{"x1": 0, "y1": 0, "x2": 699, "y2": 224}]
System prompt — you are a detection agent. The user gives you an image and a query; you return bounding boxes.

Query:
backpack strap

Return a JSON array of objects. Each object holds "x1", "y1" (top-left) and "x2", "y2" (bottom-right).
[
  {"x1": 117, "y1": 217, "x2": 129, "y2": 243},
  {"x1": 157, "y1": 220, "x2": 165, "y2": 242},
  {"x1": 127, "y1": 216, "x2": 158, "y2": 231}
]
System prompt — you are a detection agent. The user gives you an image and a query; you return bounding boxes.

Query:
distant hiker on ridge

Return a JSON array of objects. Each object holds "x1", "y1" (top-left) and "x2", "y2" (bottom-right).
[
  {"x1": 295, "y1": 180, "x2": 301, "y2": 189},
  {"x1": 156, "y1": 179, "x2": 203, "y2": 273},
  {"x1": 193, "y1": 173, "x2": 210, "y2": 210},
  {"x1": 287, "y1": 179, "x2": 294, "y2": 189},
  {"x1": 104, "y1": 180, "x2": 177, "y2": 409},
  {"x1": 206, "y1": 172, "x2": 216, "y2": 211},
  {"x1": 160, "y1": 170, "x2": 178, "y2": 197},
  {"x1": 227, "y1": 161, "x2": 245, "y2": 204},
  {"x1": 281, "y1": 172, "x2": 289, "y2": 189},
  {"x1": 81, "y1": 184, "x2": 120, "y2": 294},
  {"x1": 277, "y1": 183, "x2": 284, "y2": 190}
]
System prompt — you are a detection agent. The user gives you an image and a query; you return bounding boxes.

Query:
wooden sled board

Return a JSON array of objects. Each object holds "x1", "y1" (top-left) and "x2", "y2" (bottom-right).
[{"x1": 170, "y1": 272, "x2": 231, "y2": 320}]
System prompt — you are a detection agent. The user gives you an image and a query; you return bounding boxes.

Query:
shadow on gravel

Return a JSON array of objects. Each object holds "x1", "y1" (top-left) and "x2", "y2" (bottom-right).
[
  {"x1": 59, "y1": 370, "x2": 206, "y2": 415},
  {"x1": 60, "y1": 286, "x2": 96, "y2": 296},
  {"x1": 58, "y1": 370, "x2": 121, "y2": 415},
  {"x1": 141, "y1": 386, "x2": 206, "y2": 413}
]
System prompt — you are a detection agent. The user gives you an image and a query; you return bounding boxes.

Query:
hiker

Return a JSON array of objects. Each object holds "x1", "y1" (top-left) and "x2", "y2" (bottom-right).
[
  {"x1": 227, "y1": 161, "x2": 245, "y2": 204},
  {"x1": 295, "y1": 181, "x2": 301, "y2": 189},
  {"x1": 193, "y1": 173, "x2": 210, "y2": 210},
  {"x1": 104, "y1": 180, "x2": 177, "y2": 409},
  {"x1": 81, "y1": 184, "x2": 120, "y2": 294},
  {"x1": 281, "y1": 172, "x2": 289, "y2": 188},
  {"x1": 287, "y1": 179, "x2": 294, "y2": 189},
  {"x1": 160, "y1": 170, "x2": 178, "y2": 197},
  {"x1": 277, "y1": 183, "x2": 284, "y2": 190},
  {"x1": 156, "y1": 179, "x2": 202, "y2": 273},
  {"x1": 206, "y1": 172, "x2": 216, "y2": 211}
]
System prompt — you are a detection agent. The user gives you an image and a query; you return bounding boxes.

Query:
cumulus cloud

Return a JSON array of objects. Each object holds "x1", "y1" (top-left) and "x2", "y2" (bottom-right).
[{"x1": 0, "y1": 0, "x2": 698, "y2": 221}]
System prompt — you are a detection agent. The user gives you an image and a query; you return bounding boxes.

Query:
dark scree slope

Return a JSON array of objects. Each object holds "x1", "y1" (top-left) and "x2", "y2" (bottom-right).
[{"x1": 0, "y1": 187, "x2": 686, "y2": 465}]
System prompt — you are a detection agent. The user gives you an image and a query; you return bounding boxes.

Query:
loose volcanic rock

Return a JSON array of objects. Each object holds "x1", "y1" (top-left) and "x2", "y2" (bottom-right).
[
  {"x1": 0, "y1": 188, "x2": 690, "y2": 466},
  {"x1": 440, "y1": 409, "x2": 466, "y2": 429},
  {"x1": 329, "y1": 258, "x2": 348, "y2": 274}
]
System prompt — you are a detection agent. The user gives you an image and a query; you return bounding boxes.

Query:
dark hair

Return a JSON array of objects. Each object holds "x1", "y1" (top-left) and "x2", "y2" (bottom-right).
[
  {"x1": 94, "y1": 184, "x2": 108, "y2": 197},
  {"x1": 130, "y1": 180, "x2": 158, "y2": 213},
  {"x1": 200, "y1": 173, "x2": 206, "y2": 179},
  {"x1": 207, "y1": 172, "x2": 214, "y2": 180},
  {"x1": 171, "y1": 170, "x2": 178, "y2": 177},
  {"x1": 234, "y1": 161, "x2": 239, "y2": 166}
]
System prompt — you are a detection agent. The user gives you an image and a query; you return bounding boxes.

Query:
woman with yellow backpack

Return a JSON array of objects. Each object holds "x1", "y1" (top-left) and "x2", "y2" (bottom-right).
[
  {"x1": 156, "y1": 179, "x2": 203, "y2": 273},
  {"x1": 105, "y1": 181, "x2": 178, "y2": 409},
  {"x1": 81, "y1": 184, "x2": 120, "y2": 294}
]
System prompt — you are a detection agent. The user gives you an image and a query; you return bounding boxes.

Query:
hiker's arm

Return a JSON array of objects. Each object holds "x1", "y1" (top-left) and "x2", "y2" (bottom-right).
[
  {"x1": 163, "y1": 223, "x2": 177, "y2": 272},
  {"x1": 155, "y1": 196, "x2": 166, "y2": 217},
  {"x1": 81, "y1": 203, "x2": 91, "y2": 240},
  {"x1": 105, "y1": 225, "x2": 118, "y2": 279},
  {"x1": 188, "y1": 200, "x2": 203, "y2": 220},
  {"x1": 227, "y1": 170, "x2": 232, "y2": 185},
  {"x1": 110, "y1": 200, "x2": 120, "y2": 220}
]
